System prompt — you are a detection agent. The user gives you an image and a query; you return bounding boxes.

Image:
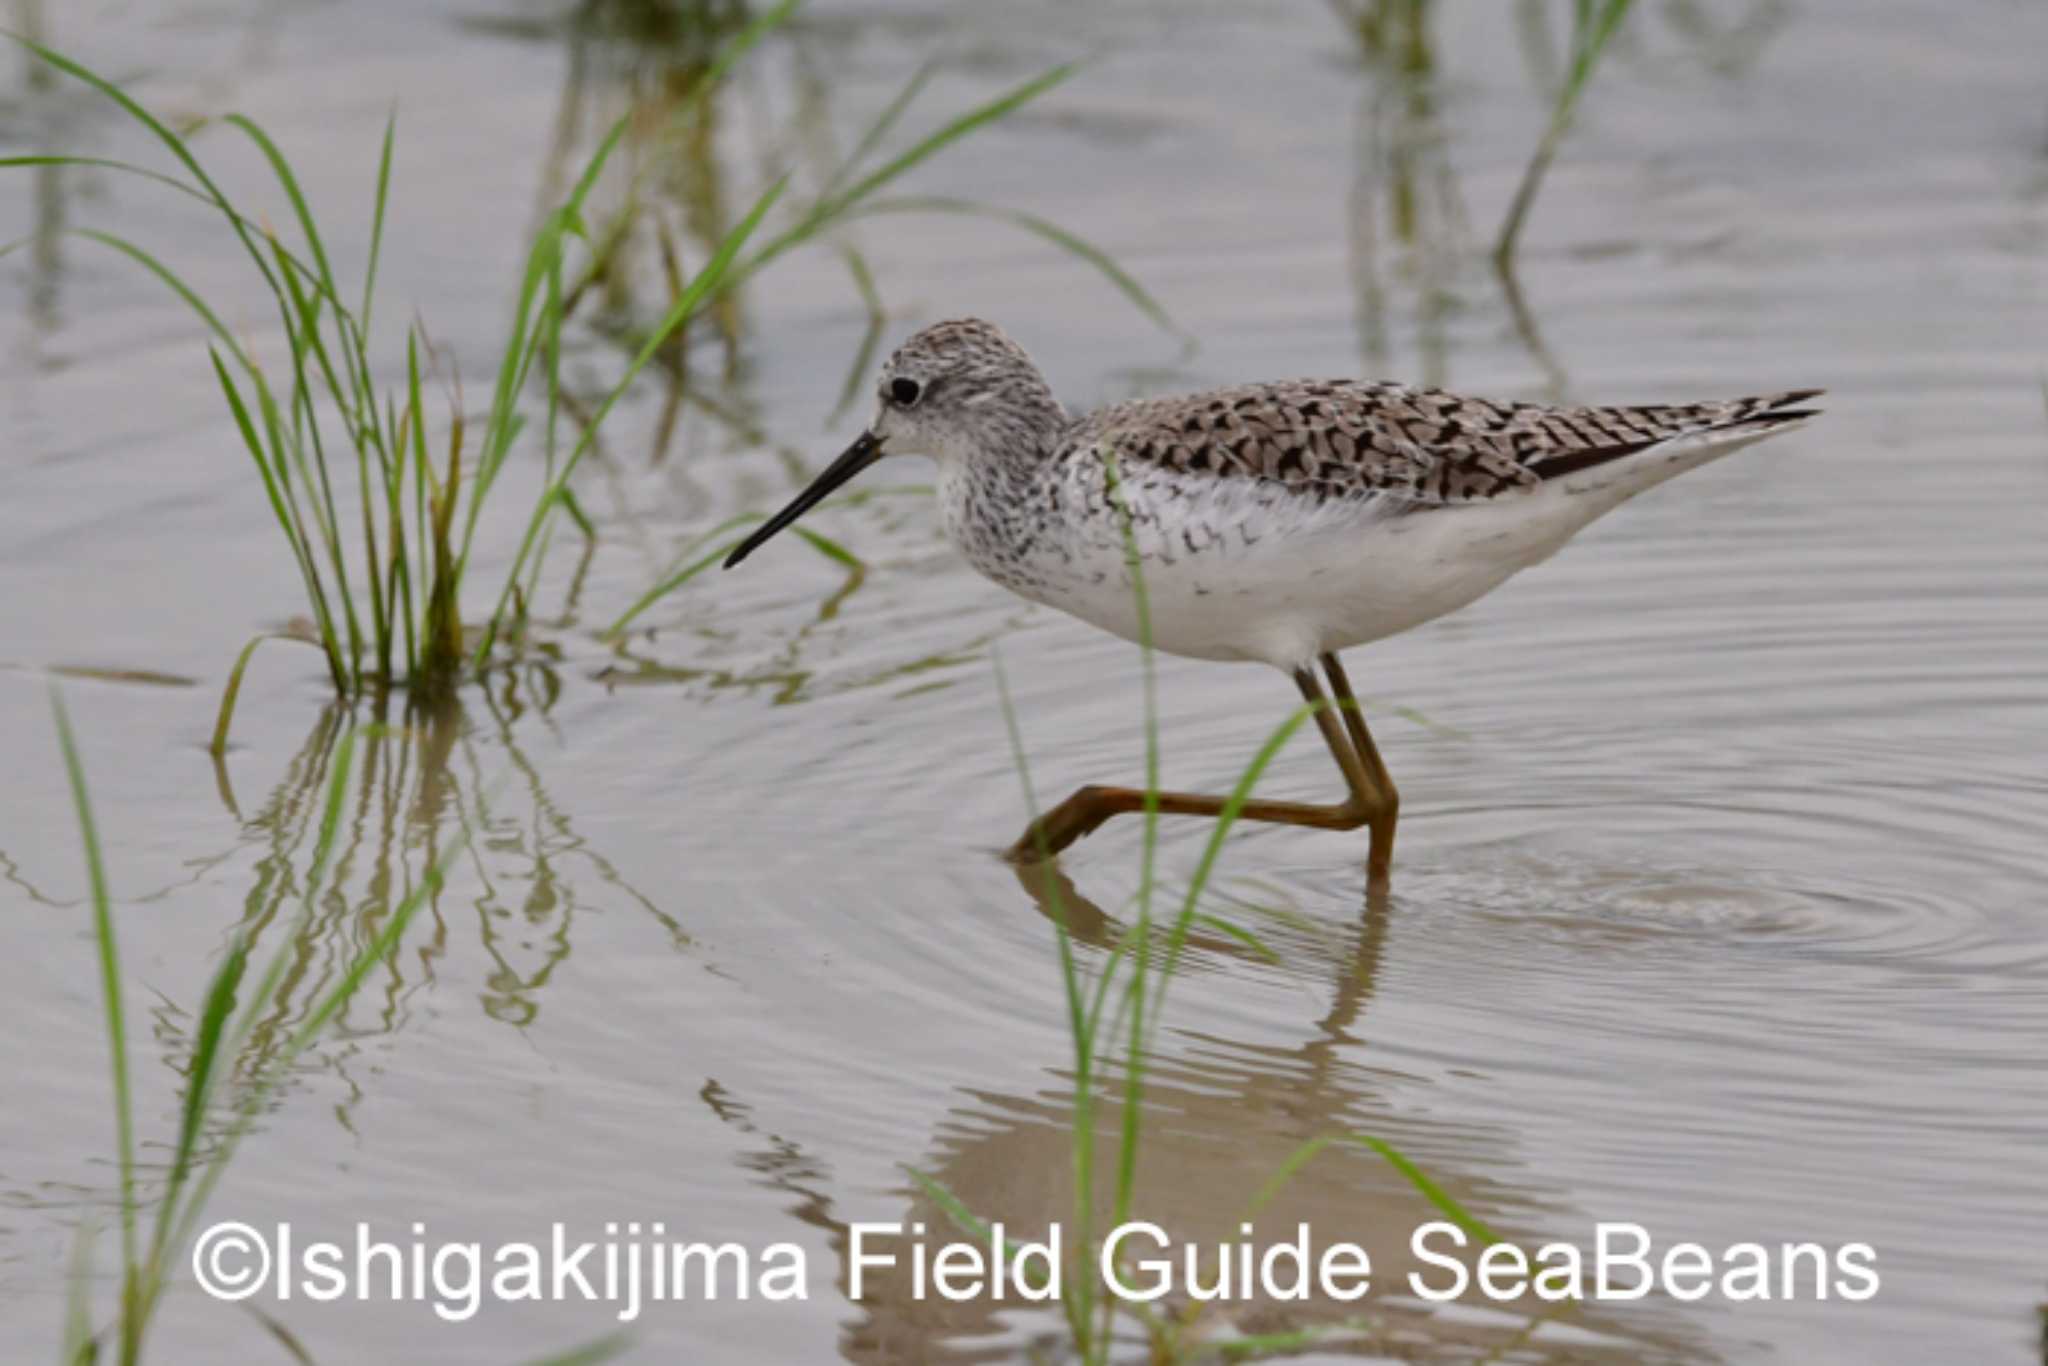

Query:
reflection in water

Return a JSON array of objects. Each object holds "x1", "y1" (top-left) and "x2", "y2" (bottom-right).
[
  {"x1": 705, "y1": 863, "x2": 1703, "y2": 1363},
  {"x1": 1648, "y1": 2, "x2": 1794, "y2": 81},
  {"x1": 7, "y1": 0, "x2": 292, "y2": 352},
  {"x1": 14, "y1": 0, "x2": 66, "y2": 345},
  {"x1": 1335, "y1": 1, "x2": 1796, "y2": 399},
  {"x1": 528, "y1": 0, "x2": 830, "y2": 474},
  {"x1": 1341, "y1": 0, "x2": 1577, "y2": 395},
  {"x1": 600, "y1": 620, "x2": 996, "y2": 709},
  {"x1": 195, "y1": 684, "x2": 684, "y2": 1116},
  {"x1": 1334, "y1": 0, "x2": 1572, "y2": 393},
  {"x1": 598, "y1": 485, "x2": 1015, "y2": 708},
  {"x1": 1333, "y1": 0, "x2": 1470, "y2": 389},
  {"x1": 541, "y1": 0, "x2": 761, "y2": 379}
]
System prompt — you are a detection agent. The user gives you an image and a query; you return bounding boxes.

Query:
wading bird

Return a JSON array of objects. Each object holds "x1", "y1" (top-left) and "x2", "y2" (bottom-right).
[{"x1": 724, "y1": 319, "x2": 1818, "y2": 884}]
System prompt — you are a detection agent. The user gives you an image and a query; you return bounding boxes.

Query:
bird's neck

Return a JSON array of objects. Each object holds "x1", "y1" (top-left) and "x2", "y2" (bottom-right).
[{"x1": 964, "y1": 374, "x2": 1067, "y2": 471}]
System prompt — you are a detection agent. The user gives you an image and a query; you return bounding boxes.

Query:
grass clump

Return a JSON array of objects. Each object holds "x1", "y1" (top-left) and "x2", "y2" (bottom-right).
[
  {"x1": 7, "y1": 1, "x2": 1176, "y2": 734},
  {"x1": 3, "y1": 14, "x2": 796, "y2": 743}
]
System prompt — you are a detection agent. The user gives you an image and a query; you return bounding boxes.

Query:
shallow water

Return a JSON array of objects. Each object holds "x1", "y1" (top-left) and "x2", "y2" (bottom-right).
[{"x1": 4, "y1": 0, "x2": 2046, "y2": 1362}]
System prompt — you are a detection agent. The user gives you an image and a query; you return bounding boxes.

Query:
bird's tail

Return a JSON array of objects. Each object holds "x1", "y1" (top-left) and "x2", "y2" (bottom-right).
[{"x1": 1528, "y1": 388, "x2": 1825, "y2": 485}]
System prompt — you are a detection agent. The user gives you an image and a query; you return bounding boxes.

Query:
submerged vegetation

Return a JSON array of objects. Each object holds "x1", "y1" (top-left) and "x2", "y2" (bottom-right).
[{"x1": 6, "y1": 19, "x2": 792, "y2": 734}]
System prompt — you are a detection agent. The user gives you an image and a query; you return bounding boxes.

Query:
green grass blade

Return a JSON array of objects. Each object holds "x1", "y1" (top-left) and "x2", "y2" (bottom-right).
[
  {"x1": 989, "y1": 648, "x2": 1101, "y2": 1346},
  {"x1": 518, "y1": 1334, "x2": 633, "y2": 1366},
  {"x1": 817, "y1": 57, "x2": 939, "y2": 204},
  {"x1": 51, "y1": 690, "x2": 139, "y2": 1349},
  {"x1": 145, "y1": 931, "x2": 248, "y2": 1286},
  {"x1": 608, "y1": 486, "x2": 925, "y2": 637},
  {"x1": 1360, "y1": 1134, "x2": 1504, "y2": 1246},
  {"x1": 0, "y1": 163, "x2": 337, "y2": 321},
  {"x1": 559, "y1": 487, "x2": 596, "y2": 544},
  {"x1": 60, "y1": 1218, "x2": 97, "y2": 1366},
  {"x1": 824, "y1": 62, "x2": 1074, "y2": 223},
  {"x1": 250, "y1": 329, "x2": 359, "y2": 687},
  {"x1": 517, "y1": 240, "x2": 574, "y2": 613},
  {"x1": 468, "y1": 110, "x2": 636, "y2": 555},
  {"x1": 601, "y1": 524, "x2": 853, "y2": 638},
  {"x1": 1249, "y1": 1134, "x2": 1504, "y2": 1249},
  {"x1": 990, "y1": 649, "x2": 1087, "y2": 1043},
  {"x1": 0, "y1": 153, "x2": 205, "y2": 205},
  {"x1": 222, "y1": 113, "x2": 337, "y2": 295},
  {"x1": 268, "y1": 241, "x2": 367, "y2": 683},
  {"x1": 737, "y1": 63, "x2": 1075, "y2": 284},
  {"x1": 207, "y1": 353, "x2": 345, "y2": 690},
  {"x1": 1097, "y1": 452, "x2": 1158, "y2": 1247},
  {"x1": 243, "y1": 134, "x2": 383, "y2": 461},
  {"x1": 1186, "y1": 912, "x2": 1281, "y2": 964},
  {"x1": 1495, "y1": 0, "x2": 1635, "y2": 262},
  {"x1": 905, "y1": 1167, "x2": 993, "y2": 1242},
  {"x1": 1206, "y1": 1320, "x2": 1380, "y2": 1359},
  {"x1": 7, "y1": 37, "x2": 282, "y2": 296},
  {"x1": 246, "y1": 1309, "x2": 317, "y2": 1365},
  {"x1": 829, "y1": 246, "x2": 887, "y2": 421},
  {"x1": 208, "y1": 352, "x2": 294, "y2": 533},
  {"x1": 606, "y1": 538, "x2": 739, "y2": 640},
  {"x1": 361, "y1": 109, "x2": 397, "y2": 333},
  {"x1": 209, "y1": 631, "x2": 315, "y2": 757},
  {"x1": 465, "y1": 226, "x2": 571, "y2": 566},
  {"x1": 1152, "y1": 703, "x2": 1317, "y2": 1011},
  {"x1": 791, "y1": 525, "x2": 860, "y2": 569},
  {"x1": 854, "y1": 195, "x2": 1180, "y2": 337},
  {"x1": 72, "y1": 229, "x2": 249, "y2": 370},
  {"x1": 687, "y1": 0, "x2": 807, "y2": 113},
  {"x1": 409, "y1": 338, "x2": 433, "y2": 674},
  {"x1": 173, "y1": 936, "x2": 248, "y2": 1186},
  {"x1": 479, "y1": 175, "x2": 789, "y2": 664},
  {"x1": 902, "y1": 1166, "x2": 1063, "y2": 1300}
]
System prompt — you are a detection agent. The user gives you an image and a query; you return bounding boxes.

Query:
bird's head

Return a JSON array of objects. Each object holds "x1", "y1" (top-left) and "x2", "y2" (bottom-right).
[{"x1": 723, "y1": 318, "x2": 1063, "y2": 569}]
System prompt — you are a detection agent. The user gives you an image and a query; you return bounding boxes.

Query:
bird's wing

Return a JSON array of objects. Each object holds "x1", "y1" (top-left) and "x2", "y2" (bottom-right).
[{"x1": 1081, "y1": 381, "x2": 1823, "y2": 504}]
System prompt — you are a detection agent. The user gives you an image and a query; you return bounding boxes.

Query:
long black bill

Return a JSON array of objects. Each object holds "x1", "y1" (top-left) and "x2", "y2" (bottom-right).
[{"x1": 722, "y1": 431, "x2": 886, "y2": 569}]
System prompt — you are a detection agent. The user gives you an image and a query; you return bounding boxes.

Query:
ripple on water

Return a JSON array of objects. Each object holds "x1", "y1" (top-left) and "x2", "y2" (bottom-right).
[{"x1": 1391, "y1": 847, "x2": 2034, "y2": 975}]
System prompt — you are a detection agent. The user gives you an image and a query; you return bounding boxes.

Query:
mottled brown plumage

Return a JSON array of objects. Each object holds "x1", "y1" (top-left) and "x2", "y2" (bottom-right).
[{"x1": 1074, "y1": 379, "x2": 1823, "y2": 506}]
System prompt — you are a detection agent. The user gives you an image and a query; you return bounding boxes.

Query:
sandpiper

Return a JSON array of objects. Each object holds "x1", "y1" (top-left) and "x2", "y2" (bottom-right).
[{"x1": 724, "y1": 319, "x2": 1819, "y2": 882}]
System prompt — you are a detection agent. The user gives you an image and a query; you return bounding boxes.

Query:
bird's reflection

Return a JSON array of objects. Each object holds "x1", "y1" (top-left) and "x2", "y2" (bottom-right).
[{"x1": 703, "y1": 860, "x2": 1707, "y2": 1363}]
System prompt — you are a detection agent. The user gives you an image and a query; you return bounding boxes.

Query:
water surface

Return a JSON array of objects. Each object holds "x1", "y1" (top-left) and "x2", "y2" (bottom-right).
[{"x1": 3, "y1": 1, "x2": 2045, "y2": 1361}]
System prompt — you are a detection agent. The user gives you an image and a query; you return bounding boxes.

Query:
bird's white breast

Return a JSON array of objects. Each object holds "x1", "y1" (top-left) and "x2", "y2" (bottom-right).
[{"x1": 939, "y1": 456, "x2": 1605, "y2": 670}]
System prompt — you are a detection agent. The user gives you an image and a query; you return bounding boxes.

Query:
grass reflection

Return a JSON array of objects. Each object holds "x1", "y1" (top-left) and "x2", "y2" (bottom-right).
[{"x1": 213, "y1": 684, "x2": 688, "y2": 1054}]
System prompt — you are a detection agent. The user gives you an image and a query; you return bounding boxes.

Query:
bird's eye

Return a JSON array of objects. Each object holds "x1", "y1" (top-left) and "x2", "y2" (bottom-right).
[{"x1": 889, "y1": 377, "x2": 922, "y2": 406}]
